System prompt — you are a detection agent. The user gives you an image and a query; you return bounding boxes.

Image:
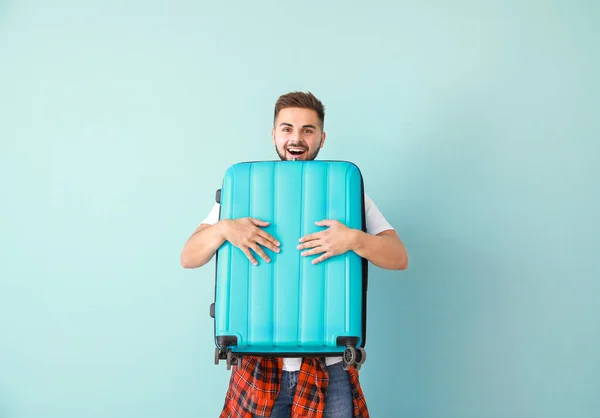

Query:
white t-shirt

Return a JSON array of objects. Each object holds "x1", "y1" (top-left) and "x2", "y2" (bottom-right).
[{"x1": 201, "y1": 193, "x2": 394, "y2": 371}]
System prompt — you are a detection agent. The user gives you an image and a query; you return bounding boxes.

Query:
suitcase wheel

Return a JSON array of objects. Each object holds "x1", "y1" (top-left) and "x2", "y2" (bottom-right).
[
  {"x1": 215, "y1": 347, "x2": 240, "y2": 369},
  {"x1": 356, "y1": 347, "x2": 366, "y2": 370},
  {"x1": 215, "y1": 339, "x2": 241, "y2": 370},
  {"x1": 215, "y1": 188, "x2": 221, "y2": 204},
  {"x1": 226, "y1": 350, "x2": 233, "y2": 370},
  {"x1": 342, "y1": 346, "x2": 367, "y2": 371}
]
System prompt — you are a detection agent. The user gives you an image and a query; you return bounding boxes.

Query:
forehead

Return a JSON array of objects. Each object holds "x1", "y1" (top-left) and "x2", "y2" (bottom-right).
[{"x1": 275, "y1": 107, "x2": 320, "y2": 126}]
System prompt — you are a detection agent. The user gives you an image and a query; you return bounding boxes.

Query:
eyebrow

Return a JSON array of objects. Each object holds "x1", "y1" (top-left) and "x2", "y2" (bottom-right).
[{"x1": 279, "y1": 123, "x2": 317, "y2": 129}]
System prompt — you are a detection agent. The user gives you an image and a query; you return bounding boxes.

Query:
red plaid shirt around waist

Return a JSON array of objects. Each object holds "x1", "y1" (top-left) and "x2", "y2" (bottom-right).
[{"x1": 219, "y1": 356, "x2": 369, "y2": 418}]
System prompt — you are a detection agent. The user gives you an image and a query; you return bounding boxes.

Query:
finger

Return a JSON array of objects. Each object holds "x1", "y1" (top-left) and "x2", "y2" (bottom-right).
[
  {"x1": 250, "y1": 218, "x2": 270, "y2": 227},
  {"x1": 301, "y1": 246, "x2": 326, "y2": 257},
  {"x1": 255, "y1": 235, "x2": 280, "y2": 253},
  {"x1": 314, "y1": 220, "x2": 335, "y2": 227},
  {"x1": 241, "y1": 247, "x2": 258, "y2": 266},
  {"x1": 297, "y1": 239, "x2": 321, "y2": 250},
  {"x1": 250, "y1": 243, "x2": 271, "y2": 263},
  {"x1": 299, "y1": 231, "x2": 323, "y2": 243},
  {"x1": 312, "y1": 251, "x2": 334, "y2": 264},
  {"x1": 256, "y1": 229, "x2": 280, "y2": 247}
]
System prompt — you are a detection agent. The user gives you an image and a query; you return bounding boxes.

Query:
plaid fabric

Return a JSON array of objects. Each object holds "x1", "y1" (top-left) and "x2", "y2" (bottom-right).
[{"x1": 219, "y1": 356, "x2": 369, "y2": 418}]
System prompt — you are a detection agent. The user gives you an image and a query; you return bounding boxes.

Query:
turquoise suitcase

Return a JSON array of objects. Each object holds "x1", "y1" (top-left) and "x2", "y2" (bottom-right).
[{"x1": 210, "y1": 160, "x2": 367, "y2": 370}]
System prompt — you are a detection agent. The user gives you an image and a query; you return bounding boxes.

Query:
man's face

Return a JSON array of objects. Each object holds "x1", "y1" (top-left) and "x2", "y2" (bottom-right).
[{"x1": 272, "y1": 107, "x2": 326, "y2": 161}]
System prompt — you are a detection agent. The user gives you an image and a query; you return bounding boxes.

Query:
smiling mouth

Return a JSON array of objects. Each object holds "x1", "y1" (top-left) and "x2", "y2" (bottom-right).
[{"x1": 287, "y1": 147, "x2": 307, "y2": 158}]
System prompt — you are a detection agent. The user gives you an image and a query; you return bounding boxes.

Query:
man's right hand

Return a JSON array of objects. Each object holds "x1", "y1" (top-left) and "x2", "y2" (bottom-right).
[{"x1": 220, "y1": 218, "x2": 280, "y2": 265}]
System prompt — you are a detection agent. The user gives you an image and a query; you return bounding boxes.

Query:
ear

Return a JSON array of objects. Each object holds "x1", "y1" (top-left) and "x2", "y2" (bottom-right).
[
  {"x1": 271, "y1": 127, "x2": 276, "y2": 145},
  {"x1": 320, "y1": 131, "x2": 326, "y2": 148}
]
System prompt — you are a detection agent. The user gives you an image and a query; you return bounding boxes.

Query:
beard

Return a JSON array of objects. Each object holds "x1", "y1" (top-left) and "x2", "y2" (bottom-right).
[{"x1": 275, "y1": 142, "x2": 321, "y2": 161}]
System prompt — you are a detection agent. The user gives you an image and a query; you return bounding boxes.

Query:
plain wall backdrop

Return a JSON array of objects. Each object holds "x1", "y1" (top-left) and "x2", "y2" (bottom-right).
[{"x1": 1, "y1": 1, "x2": 599, "y2": 417}]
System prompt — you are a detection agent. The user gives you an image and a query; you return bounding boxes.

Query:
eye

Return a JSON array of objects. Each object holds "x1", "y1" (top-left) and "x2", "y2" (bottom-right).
[
  {"x1": 304, "y1": 129, "x2": 313, "y2": 134},
  {"x1": 282, "y1": 127, "x2": 291, "y2": 133}
]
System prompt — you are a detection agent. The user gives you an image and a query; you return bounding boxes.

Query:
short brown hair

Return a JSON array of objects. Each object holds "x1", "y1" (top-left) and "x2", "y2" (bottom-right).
[{"x1": 273, "y1": 91, "x2": 325, "y2": 129}]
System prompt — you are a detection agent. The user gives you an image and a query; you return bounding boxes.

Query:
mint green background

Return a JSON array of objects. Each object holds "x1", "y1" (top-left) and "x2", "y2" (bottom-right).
[{"x1": 1, "y1": 1, "x2": 598, "y2": 417}]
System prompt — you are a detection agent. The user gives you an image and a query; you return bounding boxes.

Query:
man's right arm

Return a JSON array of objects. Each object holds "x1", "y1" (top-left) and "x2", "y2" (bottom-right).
[
  {"x1": 180, "y1": 217, "x2": 280, "y2": 269},
  {"x1": 180, "y1": 221, "x2": 228, "y2": 269}
]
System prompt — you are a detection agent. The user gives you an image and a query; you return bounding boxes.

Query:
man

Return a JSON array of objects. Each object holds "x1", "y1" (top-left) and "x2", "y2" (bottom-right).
[{"x1": 181, "y1": 91, "x2": 408, "y2": 417}]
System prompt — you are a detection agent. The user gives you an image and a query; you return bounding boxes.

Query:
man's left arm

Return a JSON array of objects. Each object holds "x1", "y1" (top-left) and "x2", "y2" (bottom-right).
[
  {"x1": 298, "y1": 220, "x2": 408, "y2": 270},
  {"x1": 352, "y1": 229, "x2": 408, "y2": 270}
]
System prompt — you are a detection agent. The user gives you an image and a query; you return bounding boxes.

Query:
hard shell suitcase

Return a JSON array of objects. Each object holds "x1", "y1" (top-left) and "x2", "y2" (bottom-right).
[{"x1": 209, "y1": 160, "x2": 368, "y2": 370}]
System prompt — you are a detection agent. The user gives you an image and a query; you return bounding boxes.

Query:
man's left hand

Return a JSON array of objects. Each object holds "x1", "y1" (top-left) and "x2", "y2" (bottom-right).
[{"x1": 297, "y1": 220, "x2": 358, "y2": 264}]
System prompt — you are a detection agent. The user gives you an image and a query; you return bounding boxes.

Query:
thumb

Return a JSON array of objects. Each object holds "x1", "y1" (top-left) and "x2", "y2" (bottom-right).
[
  {"x1": 315, "y1": 219, "x2": 334, "y2": 227},
  {"x1": 251, "y1": 218, "x2": 270, "y2": 226}
]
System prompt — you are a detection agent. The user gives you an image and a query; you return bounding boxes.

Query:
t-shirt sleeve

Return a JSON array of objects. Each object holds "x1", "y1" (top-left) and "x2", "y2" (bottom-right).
[
  {"x1": 199, "y1": 203, "x2": 220, "y2": 226},
  {"x1": 364, "y1": 193, "x2": 395, "y2": 235}
]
